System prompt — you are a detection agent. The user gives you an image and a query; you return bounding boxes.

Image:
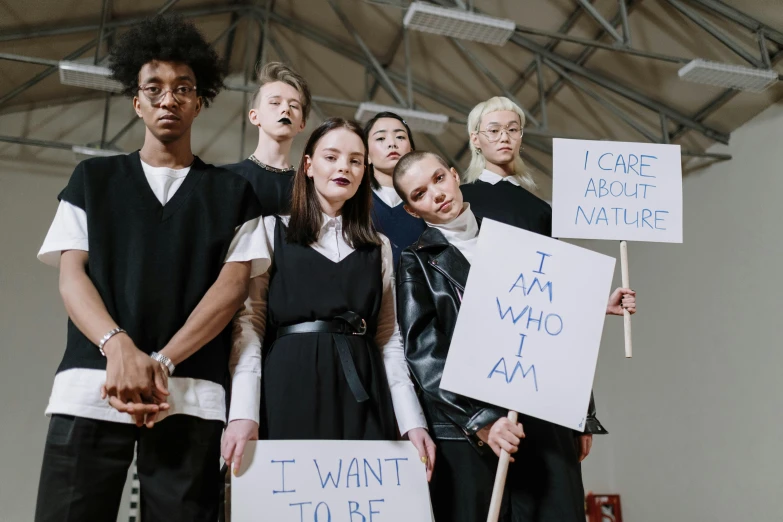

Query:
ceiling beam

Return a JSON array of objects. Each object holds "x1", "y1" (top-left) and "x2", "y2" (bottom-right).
[
  {"x1": 512, "y1": 24, "x2": 690, "y2": 64},
  {"x1": 529, "y1": 0, "x2": 641, "y2": 119},
  {"x1": 669, "y1": 45, "x2": 783, "y2": 141},
  {"x1": 575, "y1": 0, "x2": 625, "y2": 43},
  {"x1": 665, "y1": 0, "x2": 765, "y2": 68},
  {"x1": 450, "y1": 39, "x2": 541, "y2": 126},
  {"x1": 543, "y1": 58, "x2": 662, "y2": 143},
  {"x1": 510, "y1": 33, "x2": 731, "y2": 144},
  {"x1": 686, "y1": 0, "x2": 783, "y2": 47},
  {"x1": 0, "y1": 0, "x2": 183, "y2": 108},
  {"x1": 0, "y1": 3, "x2": 240, "y2": 42},
  {"x1": 326, "y1": 0, "x2": 406, "y2": 106}
]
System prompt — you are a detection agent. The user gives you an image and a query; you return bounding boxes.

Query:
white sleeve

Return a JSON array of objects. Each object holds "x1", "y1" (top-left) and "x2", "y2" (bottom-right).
[
  {"x1": 224, "y1": 217, "x2": 273, "y2": 278},
  {"x1": 227, "y1": 217, "x2": 277, "y2": 423},
  {"x1": 227, "y1": 273, "x2": 270, "y2": 424},
  {"x1": 37, "y1": 201, "x2": 89, "y2": 267},
  {"x1": 375, "y1": 235, "x2": 428, "y2": 436}
]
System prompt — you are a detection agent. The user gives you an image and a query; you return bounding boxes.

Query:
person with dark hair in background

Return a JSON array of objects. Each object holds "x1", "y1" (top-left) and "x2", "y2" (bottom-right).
[
  {"x1": 364, "y1": 112, "x2": 426, "y2": 268},
  {"x1": 223, "y1": 61, "x2": 312, "y2": 216},
  {"x1": 220, "y1": 118, "x2": 436, "y2": 482},
  {"x1": 34, "y1": 15, "x2": 270, "y2": 522}
]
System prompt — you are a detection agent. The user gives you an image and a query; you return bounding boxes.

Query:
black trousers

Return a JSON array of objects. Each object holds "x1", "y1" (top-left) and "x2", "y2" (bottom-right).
[
  {"x1": 431, "y1": 421, "x2": 587, "y2": 522},
  {"x1": 430, "y1": 440, "x2": 505, "y2": 522},
  {"x1": 35, "y1": 414, "x2": 223, "y2": 522}
]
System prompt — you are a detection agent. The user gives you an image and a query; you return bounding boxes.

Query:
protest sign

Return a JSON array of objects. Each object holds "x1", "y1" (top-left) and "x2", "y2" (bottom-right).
[
  {"x1": 440, "y1": 219, "x2": 615, "y2": 431},
  {"x1": 552, "y1": 138, "x2": 683, "y2": 357},
  {"x1": 552, "y1": 138, "x2": 683, "y2": 243},
  {"x1": 232, "y1": 440, "x2": 432, "y2": 522}
]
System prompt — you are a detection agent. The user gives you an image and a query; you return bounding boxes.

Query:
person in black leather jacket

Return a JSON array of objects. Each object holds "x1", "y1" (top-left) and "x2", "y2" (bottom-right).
[{"x1": 392, "y1": 151, "x2": 636, "y2": 522}]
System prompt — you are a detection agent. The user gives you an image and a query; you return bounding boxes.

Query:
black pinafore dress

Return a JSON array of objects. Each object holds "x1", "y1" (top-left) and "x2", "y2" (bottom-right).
[{"x1": 262, "y1": 217, "x2": 397, "y2": 440}]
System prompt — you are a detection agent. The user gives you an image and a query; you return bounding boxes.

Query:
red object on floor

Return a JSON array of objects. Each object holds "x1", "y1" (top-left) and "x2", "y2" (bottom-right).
[{"x1": 586, "y1": 494, "x2": 623, "y2": 522}]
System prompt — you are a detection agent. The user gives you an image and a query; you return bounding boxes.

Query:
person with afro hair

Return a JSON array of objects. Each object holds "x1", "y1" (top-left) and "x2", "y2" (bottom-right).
[{"x1": 34, "y1": 15, "x2": 272, "y2": 522}]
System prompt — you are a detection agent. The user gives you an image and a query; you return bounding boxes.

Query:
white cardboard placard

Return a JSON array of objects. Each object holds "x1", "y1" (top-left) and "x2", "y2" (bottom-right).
[
  {"x1": 552, "y1": 138, "x2": 683, "y2": 243},
  {"x1": 440, "y1": 219, "x2": 615, "y2": 430},
  {"x1": 232, "y1": 440, "x2": 433, "y2": 522}
]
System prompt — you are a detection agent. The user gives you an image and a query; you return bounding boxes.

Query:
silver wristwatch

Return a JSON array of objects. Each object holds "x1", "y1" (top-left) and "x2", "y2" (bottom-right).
[{"x1": 150, "y1": 351, "x2": 175, "y2": 376}]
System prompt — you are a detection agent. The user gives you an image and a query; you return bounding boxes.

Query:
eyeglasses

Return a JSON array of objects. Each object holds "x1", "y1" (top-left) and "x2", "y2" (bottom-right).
[
  {"x1": 137, "y1": 84, "x2": 198, "y2": 105},
  {"x1": 478, "y1": 123, "x2": 523, "y2": 142}
]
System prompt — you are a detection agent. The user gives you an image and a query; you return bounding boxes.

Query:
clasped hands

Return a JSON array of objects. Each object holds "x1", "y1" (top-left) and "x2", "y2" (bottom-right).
[{"x1": 100, "y1": 333, "x2": 171, "y2": 427}]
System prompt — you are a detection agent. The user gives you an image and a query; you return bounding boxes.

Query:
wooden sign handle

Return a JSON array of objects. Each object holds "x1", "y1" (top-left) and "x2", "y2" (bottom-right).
[
  {"x1": 486, "y1": 410, "x2": 518, "y2": 522},
  {"x1": 620, "y1": 241, "x2": 632, "y2": 358}
]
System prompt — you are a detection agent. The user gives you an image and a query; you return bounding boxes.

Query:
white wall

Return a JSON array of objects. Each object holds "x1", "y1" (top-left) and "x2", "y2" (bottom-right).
[{"x1": 581, "y1": 101, "x2": 783, "y2": 522}]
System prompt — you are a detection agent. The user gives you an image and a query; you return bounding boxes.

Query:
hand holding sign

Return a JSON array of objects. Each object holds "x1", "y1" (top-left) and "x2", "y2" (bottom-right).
[{"x1": 553, "y1": 138, "x2": 682, "y2": 357}]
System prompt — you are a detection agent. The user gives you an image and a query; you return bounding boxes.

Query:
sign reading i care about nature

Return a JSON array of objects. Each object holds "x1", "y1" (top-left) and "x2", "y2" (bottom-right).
[
  {"x1": 440, "y1": 219, "x2": 615, "y2": 431},
  {"x1": 232, "y1": 440, "x2": 432, "y2": 522},
  {"x1": 552, "y1": 138, "x2": 683, "y2": 243}
]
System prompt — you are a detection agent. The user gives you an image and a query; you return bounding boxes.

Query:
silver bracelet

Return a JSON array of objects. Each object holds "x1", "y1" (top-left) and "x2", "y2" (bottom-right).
[
  {"x1": 97, "y1": 327, "x2": 126, "y2": 356},
  {"x1": 150, "y1": 351, "x2": 175, "y2": 376}
]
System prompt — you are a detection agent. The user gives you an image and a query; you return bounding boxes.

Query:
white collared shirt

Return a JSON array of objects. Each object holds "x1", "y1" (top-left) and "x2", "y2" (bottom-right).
[
  {"x1": 372, "y1": 185, "x2": 404, "y2": 208},
  {"x1": 427, "y1": 204, "x2": 480, "y2": 265},
  {"x1": 479, "y1": 168, "x2": 522, "y2": 187},
  {"x1": 37, "y1": 160, "x2": 270, "y2": 425},
  {"x1": 230, "y1": 213, "x2": 428, "y2": 435}
]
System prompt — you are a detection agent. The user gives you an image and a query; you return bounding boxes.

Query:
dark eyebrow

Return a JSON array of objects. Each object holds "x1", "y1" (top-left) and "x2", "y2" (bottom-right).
[
  {"x1": 322, "y1": 147, "x2": 364, "y2": 156},
  {"x1": 407, "y1": 185, "x2": 424, "y2": 199},
  {"x1": 372, "y1": 127, "x2": 406, "y2": 136},
  {"x1": 140, "y1": 75, "x2": 194, "y2": 84}
]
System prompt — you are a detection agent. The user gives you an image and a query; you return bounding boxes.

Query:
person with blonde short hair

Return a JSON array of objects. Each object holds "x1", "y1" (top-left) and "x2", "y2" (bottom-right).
[{"x1": 223, "y1": 61, "x2": 312, "y2": 216}]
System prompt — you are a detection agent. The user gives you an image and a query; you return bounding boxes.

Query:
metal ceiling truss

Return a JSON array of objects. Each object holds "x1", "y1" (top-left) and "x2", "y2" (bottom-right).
[{"x1": 4, "y1": 0, "x2": 779, "y2": 164}]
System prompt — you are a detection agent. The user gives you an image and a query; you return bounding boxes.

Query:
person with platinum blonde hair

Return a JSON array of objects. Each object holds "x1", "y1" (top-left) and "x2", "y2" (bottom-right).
[
  {"x1": 461, "y1": 96, "x2": 554, "y2": 235},
  {"x1": 463, "y1": 96, "x2": 536, "y2": 188},
  {"x1": 459, "y1": 96, "x2": 618, "y2": 520}
]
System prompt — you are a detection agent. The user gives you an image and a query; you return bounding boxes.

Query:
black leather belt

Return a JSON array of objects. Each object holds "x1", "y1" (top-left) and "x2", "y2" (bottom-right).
[{"x1": 276, "y1": 311, "x2": 370, "y2": 403}]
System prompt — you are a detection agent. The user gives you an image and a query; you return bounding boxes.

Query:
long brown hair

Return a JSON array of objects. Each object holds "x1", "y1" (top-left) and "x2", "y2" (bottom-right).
[{"x1": 287, "y1": 117, "x2": 381, "y2": 249}]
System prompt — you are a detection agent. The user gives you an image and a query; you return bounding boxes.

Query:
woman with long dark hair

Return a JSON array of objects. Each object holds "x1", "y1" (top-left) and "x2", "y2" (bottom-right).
[
  {"x1": 221, "y1": 118, "x2": 435, "y2": 479},
  {"x1": 364, "y1": 112, "x2": 427, "y2": 268}
]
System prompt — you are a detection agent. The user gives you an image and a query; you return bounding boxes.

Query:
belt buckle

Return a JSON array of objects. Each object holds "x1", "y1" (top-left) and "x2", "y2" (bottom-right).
[{"x1": 353, "y1": 319, "x2": 367, "y2": 336}]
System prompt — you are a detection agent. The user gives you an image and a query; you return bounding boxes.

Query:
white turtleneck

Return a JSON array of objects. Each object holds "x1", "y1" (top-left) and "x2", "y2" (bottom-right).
[{"x1": 428, "y1": 203, "x2": 480, "y2": 264}]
